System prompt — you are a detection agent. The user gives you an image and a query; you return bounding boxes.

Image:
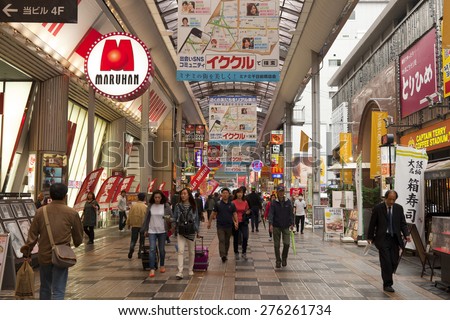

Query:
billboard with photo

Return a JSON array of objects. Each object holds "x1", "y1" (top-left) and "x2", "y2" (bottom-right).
[{"x1": 177, "y1": 0, "x2": 280, "y2": 82}]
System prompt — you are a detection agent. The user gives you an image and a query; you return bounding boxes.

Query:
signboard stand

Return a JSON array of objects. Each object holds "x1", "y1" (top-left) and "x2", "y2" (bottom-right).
[
  {"x1": 312, "y1": 205, "x2": 326, "y2": 235},
  {"x1": 0, "y1": 234, "x2": 16, "y2": 291}
]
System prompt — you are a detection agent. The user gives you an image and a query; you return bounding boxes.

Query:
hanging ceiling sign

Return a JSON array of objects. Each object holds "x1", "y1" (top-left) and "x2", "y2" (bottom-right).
[
  {"x1": 85, "y1": 32, "x2": 154, "y2": 102},
  {"x1": 0, "y1": 0, "x2": 77, "y2": 23}
]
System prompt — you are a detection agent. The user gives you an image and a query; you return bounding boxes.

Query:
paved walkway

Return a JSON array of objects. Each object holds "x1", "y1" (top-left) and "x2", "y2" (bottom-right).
[{"x1": 2, "y1": 220, "x2": 449, "y2": 300}]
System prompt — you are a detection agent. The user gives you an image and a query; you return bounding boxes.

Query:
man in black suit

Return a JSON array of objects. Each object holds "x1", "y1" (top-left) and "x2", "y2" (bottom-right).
[{"x1": 368, "y1": 190, "x2": 411, "y2": 293}]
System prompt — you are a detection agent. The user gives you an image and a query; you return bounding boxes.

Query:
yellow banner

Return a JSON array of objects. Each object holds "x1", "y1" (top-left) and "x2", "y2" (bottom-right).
[
  {"x1": 443, "y1": 0, "x2": 450, "y2": 49},
  {"x1": 300, "y1": 130, "x2": 309, "y2": 152},
  {"x1": 443, "y1": 49, "x2": 450, "y2": 98},
  {"x1": 340, "y1": 133, "x2": 352, "y2": 185},
  {"x1": 370, "y1": 111, "x2": 388, "y2": 179}
]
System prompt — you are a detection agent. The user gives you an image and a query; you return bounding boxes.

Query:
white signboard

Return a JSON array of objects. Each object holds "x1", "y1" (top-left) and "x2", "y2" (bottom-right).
[{"x1": 395, "y1": 146, "x2": 428, "y2": 249}]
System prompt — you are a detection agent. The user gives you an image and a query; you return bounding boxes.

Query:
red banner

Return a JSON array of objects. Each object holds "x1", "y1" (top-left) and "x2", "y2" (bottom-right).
[
  {"x1": 206, "y1": 179, "x2": 220, "y2": 196},
  {"x1": 73, "y1": 168, "x2": 104, "y2": 211},
  {"x1": 158, "y1": 182, "x2": 166, "y2": 191},
  {"x1": 135, "y1": 177, "x2": 157, "y2": 193},
  {"x1": 97, "y1": 175, "x2": 122, "y2": 209},
  {"x1": 110, "y1": 176, "x2": 135, "y2": 209},
  {"x1": 148, "y1": 178, "x2": 157, "y2": 193},
  {"x1": 190, "y1": 164, "x2": 211, "y2": 190}
]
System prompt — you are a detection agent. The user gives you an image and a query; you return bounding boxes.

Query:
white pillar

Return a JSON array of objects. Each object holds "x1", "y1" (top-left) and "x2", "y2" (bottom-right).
[{"x1": 311, "y1": 51, "x2": 321, "y2": 205}]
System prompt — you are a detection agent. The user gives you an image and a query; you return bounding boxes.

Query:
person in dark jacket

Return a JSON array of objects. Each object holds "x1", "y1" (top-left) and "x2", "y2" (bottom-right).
[
  {"x1": 246, "y1": 187, "x2": 262, "y2": 232},
  {"x1": 367, "y1": 190, "x2": 411, "y2": 293},
  {"x1": 268, "y1": 186, "x2": 293, "y2": 268},
  {"x1": 82, "y1": 192, "x2": 99, "y2": 244},
  {"x1": 195, "y1": 192, "x2": 205, "y2": 222}
]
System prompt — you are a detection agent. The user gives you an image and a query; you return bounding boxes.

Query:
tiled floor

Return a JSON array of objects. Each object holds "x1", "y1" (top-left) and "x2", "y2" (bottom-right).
[{"x1": 3, "y1": 221, "x2": 449, "y2": 300}]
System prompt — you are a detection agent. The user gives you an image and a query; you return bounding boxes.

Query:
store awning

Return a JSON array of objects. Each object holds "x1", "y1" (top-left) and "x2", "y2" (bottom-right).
[
  {"x1": 327, "y1": 162, "x2": 371, "y2": 171},
  {"x1": 424, "y1": 159, "x2": 450, "y2": 180}
]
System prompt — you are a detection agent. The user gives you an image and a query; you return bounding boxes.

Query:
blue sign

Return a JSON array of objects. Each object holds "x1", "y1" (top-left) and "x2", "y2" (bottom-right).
[{"x1": 272, "y1": 174, "x2": 283, "y2": 179}]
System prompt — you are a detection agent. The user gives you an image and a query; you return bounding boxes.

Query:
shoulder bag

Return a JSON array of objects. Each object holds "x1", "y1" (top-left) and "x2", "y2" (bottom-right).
[{"x1": 43, "y1": 206, "x2": 77, "y2": 268}]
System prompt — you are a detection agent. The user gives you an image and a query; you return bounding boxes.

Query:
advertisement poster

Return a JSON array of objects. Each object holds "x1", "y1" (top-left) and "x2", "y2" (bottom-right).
[
  {"x1": 176, "y1": 0, "x2": 280, "y2": 82},
  {"x1": 324, "y1": 207, "x2": 344, "y2": 234},
  {"x1": 209, "y1": 96, "x2": 257, "y2": 142},
  {"x1": 185, "y1": 124, "x2": 196, "y2": 141},
  {"x1": 42, "y1": 154, "x2": 67, "y2": 191},
  {"x1": 0, "y1": 234, "x2": 9, "y2": 290},
  {"x1": 207, "y1": 145, "x2": 221, "y2": 168},
  {"x1": 195, "y1": 124, "x2": 206, "y2": 141}
]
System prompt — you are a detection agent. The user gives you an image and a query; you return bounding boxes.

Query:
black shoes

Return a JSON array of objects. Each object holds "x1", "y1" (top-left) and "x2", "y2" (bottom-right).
[
  {"x1": 383, "y1": 286, "x2": 395, "y2": 292},
  {"x1": 221, "y1": 256, "x2": 227, "y2": 262},
  {"x1": 282, "y1": 259, "x2": 287, "y2": 267},
  {"x1": 128, "y1": 251, "x2": 133, "y2": 259},
  {"x1": 275, "y1": 262, "x2": 281, "y2": 268},
  {"x1": 87, "y1": 240, "x2": 94, "y2": 244}
]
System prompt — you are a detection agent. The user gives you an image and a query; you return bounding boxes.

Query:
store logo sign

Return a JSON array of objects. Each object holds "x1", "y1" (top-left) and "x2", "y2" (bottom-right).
[{"x1": 85, "y1": 32, "x2": 153, "y2": 102}]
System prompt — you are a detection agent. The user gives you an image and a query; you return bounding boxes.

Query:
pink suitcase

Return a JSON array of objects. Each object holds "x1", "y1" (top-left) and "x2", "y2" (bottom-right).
[{"x1": 193, "y1": 236, "x2": 209, "y2": 271}]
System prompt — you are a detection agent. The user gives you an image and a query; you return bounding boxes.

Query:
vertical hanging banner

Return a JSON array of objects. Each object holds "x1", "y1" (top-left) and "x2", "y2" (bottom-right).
[
  {"x1": 399, "y1": 28, "x2": 438, "y2": 117},
  {"x1": 370, "y1": 111, "x2": 387, "y2": 179},
  {"x1": 339, "y1": 132, "x2": 352, "y2": 185},
  {"x1": 443, "y1": 0, "x2": 450, "y2": 49},
  {"x1": 97, "y1": 175, "x2": 122, "y2": 210},
  {"x1": 73, "y1": 168, "x2": 104, "y2": 211},
  {"x1": 206, "y1": 179, "x2": 220, "y2": 196},
  {"x1": 300, "y1": 130, "x2": 309, "y2": 152},
  {"x1": 190, "y1": 164, "x2": 211, "y2": 190},
  {"x1": 148, "y1": 178, "x2": 157, "y2": 193},
  {"x1": 109, "y1": 176, "x2": 135, "y2": 209},
  {"x1": 158, "y1": 182, "x2": 166, "y2": 191},
  {"x1": 443, "y1": 49, "x2": 450, "y2": 98},
  {"x1": 176, "y1": 0, "x2": 280, "y2": 82},
  {"x1": 394, "y1": 146, "x2": 428, "y2": 249}
]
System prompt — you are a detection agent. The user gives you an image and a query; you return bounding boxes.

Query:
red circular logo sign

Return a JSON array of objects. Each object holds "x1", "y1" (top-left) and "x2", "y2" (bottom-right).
[{"x1": 85, "y1": 32, "x2": 153, "y2": 102}]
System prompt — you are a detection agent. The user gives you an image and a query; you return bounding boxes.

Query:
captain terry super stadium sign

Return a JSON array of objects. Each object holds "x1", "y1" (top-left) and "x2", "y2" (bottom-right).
[{"x1": 85, "y1": 32, "x2": 154, "y2": 102}]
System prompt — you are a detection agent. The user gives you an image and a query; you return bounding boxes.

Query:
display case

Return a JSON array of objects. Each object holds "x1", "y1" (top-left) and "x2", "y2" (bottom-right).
[
  {"x1": 431, "y1": 216, "x2": 450, "y2": 254},
  {"x1": 430, "y1": 216, "x2": 450, "y2": 287}
]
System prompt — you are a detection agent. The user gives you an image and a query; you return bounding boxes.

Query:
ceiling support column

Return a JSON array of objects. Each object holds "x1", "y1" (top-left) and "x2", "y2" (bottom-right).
[{"x1": 311, "y1": 51, "x2": 321, "y2": 206}]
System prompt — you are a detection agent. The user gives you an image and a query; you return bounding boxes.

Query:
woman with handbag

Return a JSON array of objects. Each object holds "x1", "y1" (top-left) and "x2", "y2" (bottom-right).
[
  {"x1": 232, "y1": 187, "x2": 251, "y2": 260},
  {"x1": 82, "y1": 192, "x2": 99, "y2": 244},
  {"x1": 173, "y1": 188, "x2": 199, "y2": 280},
  {"x1": 141, "y1": 190, "x2": 172, "y2": 278}
]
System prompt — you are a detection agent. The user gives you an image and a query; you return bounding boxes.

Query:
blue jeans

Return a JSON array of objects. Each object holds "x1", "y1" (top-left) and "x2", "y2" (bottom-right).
[
  {"x1": 129, "y1": 227, "x2": 144, "y2": 254},
  {"x1": 119, "y1": 211, "x2": 127, "y2": 230},
  {"x1": 149, "y1": 233, "x2": 166, "y2": 269},
  {"x1": 39, "y1": 264, "x2": 69, "y2": 300}
]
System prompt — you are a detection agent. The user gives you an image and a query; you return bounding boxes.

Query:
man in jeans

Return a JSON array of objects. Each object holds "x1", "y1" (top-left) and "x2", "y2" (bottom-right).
[
  {"x1": 268, "y1": 186, "x2": 294, "y2": 268},
  {"x1": 207, "y1": 188, "x2": 238, "y2": 262},
  {"x1": 21, "y1": 183, "x2": 83, "y2": 299},
  {"x1": 118, "y1": 190, "x2": 128, "y2": 232},
  {"x1": 126, "y1": 192, "x2": 147, "y2": 259}
]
